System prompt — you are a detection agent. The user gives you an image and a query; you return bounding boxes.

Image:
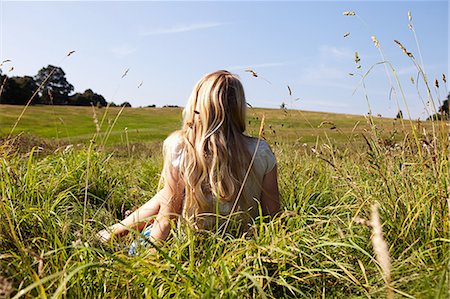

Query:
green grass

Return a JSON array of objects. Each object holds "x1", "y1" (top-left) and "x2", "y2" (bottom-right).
[
  {"x1": 0, "y1": 105, "x2": 183, "y2": 145},
  {"x1": 0, "y1": 104, "x2": 417, "y2": 148},
  {"x1": 0, "y1": 105, "x2": 448, "y2": 298}
]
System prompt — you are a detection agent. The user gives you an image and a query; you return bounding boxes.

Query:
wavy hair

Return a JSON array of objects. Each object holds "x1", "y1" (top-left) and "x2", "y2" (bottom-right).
[{"x1": 164, "y1": 70, "x2": 252, "y2": 221}]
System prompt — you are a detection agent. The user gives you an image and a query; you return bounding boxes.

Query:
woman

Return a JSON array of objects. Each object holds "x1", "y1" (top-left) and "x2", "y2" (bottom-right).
[{"x1": 98, "y1": 70, "x2": 280, "y2": 247}]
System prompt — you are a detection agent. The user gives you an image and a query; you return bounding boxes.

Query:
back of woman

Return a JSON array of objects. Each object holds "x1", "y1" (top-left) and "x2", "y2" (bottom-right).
[
  {"x1": 163, "y1": 70, "x2": 279, "y2": 230},
  {"x1": 98, "y1": 70, "x2": 280, "y2": 246}
]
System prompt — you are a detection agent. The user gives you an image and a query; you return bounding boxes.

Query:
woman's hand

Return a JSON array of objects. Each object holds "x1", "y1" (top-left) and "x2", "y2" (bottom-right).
[
  {"x1": 96, "y1": 223, "x2": 121, "y2": 243},
  {"x1": 97, "y1": 228, "x2": 112, "y2": 243}
]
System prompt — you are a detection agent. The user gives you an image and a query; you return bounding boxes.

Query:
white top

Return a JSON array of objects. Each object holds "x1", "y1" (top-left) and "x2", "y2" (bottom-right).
[{"x1": 163, "y1": 132, "x2": 277, "y2": 227}]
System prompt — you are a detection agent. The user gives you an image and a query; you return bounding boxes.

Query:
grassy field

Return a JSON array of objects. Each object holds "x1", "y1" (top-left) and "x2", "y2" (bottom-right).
[
  {"x1": 0, "y1": 105, "x2": 182, "y2": 146},
  {"x1": 0, "y1": 104, "x2": 412, "y2": 147},
  {"x1": 0, "y1": 105, "x2": 449, "y2": 298}
]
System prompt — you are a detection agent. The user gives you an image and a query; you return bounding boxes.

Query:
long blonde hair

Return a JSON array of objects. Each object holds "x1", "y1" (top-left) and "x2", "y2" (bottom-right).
[{"x1": 165, "y1": 70, "x2": 252, "y2": 220}]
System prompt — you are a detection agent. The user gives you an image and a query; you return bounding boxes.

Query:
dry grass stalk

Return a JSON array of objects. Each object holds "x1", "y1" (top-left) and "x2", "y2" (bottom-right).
[
  {"x1": 370, "y1": 202, "x2": 393, "y2": 299},
  {"x1": 47, "y1": 89, "x2": 54, "y2": 104},
  {"x1": 38, "y1": 250, "x2": 44, "y2": 278},
  {"x1": 0, "y1": 76, "x2": 8, "y2": 100},
  {"x1": 91, "y1": 105, "x2": 100, "y2": 134}
]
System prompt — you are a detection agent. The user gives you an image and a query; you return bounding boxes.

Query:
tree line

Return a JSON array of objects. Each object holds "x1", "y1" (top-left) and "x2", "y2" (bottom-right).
[
  {"x1": 431, "y1": 93, "x2": 450, "y2": 120},
  {"x1": 0, "y1": 65, "x2": 130, "y2": 107}
]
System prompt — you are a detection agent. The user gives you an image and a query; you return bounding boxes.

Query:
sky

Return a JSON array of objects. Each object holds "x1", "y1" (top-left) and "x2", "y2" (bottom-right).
[{"x1": 0, "y1": 0, "x2": 448, "y2": 119}]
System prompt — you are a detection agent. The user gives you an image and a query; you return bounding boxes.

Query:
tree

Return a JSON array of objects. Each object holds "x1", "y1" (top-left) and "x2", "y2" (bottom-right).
[
  {"x1": 120, "y1": 101, "x2": 132, "y2": 107},
  {"x1": 395, "y1": 110, "x2": 403, "y2": 120},
  {"x1": 68, "y1": 89, "x2": 107, "y2": 107},
  {"x1": 439, "y1": 93, "x2": 449, "y2": 116},
  {"x1": 34, "y1": 65, "x2": 74, "y2": 105},
  {"x1": 429, "y1": 92, "x2": 450, "y2": 120},
  {"x1": 1, "y1": 76, "x2": 37, "y2": 105}
]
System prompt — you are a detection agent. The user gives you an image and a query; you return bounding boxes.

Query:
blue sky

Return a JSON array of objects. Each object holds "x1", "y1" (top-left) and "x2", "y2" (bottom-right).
[{"x1": 1, "y1": 1, "x2": 448, "y2": 119}]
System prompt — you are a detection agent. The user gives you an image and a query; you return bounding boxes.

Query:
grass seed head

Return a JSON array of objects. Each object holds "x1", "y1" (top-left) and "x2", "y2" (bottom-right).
[
  {"x1": 245, "y1": 69, "x2": 258, "y2": 78},
  {"x1": 354, "y1": 216, "x2": 371, "y2": 226},
  {"x1": 394, "y1": 40, "x2": 414, "y2": 58},
  {"x1": 47, "y1": 89, "x2": 54, "y2": 103},
  {"x1": 91, "y1": 105, "x2": 100, "y2": 134},
  {"x1": 370, "y1": 202, "x2": 393, "y2": 299},
  {"x1": 354, "y1": 52, "x2": 361, "y2": 64},
  {"x1": 343, "y1": 11, "x2": 356, "y2": 16},
  {"x1": 0, "y1": 59, "x2": 11, "y2": 67},
  {"x1": 442, "y1": 74, "x2": 446, "y2": 83},
  {"x1": 121, "y1": 68, "x2": 130, "y2": 79},
  {"x1": 0, "y1": 275, "x2": 13, "y2": 298},
  {"x1": 371, "y1": 35, "x2": 380, "y2": 48},
  {"x1": 38, "y1": 251, "x2": 44, "y2": 277}
]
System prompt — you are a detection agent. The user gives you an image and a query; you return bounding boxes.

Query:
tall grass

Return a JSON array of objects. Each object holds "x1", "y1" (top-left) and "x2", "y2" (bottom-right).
[{"x1": 1, "y1": 125, "x2": 448, "y2": 297}]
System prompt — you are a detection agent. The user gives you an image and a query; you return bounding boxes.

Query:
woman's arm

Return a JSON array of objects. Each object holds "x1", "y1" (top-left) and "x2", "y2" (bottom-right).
[
  {"x1": 97, "y1": 191, "x2": 162, "y2": 242},
  {"x1": 260, "y1": 166, "x2": 281, "y2": 216},
  {"x1": 98, "y1": 166, "x2": 184, "y2": 243},
  {"x1": 147, "y1": 171, "x2": 184, "y2": 242}
]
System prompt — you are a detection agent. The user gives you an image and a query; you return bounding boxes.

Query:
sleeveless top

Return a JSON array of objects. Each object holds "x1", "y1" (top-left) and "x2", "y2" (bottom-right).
[{"x1": 163, "y1": 132, "x2": 277, "y2": 229}]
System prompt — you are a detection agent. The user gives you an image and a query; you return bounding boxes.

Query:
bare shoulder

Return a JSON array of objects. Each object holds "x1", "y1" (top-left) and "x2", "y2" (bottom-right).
[
  {"x1": 164, "y1": 130, "x2": 183, "y2": 146},
  {"x1": 163, "y1": 130, "x2": 184, "y2": 169},
  {"x1": 163, "y1": 130, "x2": 184, "y2": 154}
]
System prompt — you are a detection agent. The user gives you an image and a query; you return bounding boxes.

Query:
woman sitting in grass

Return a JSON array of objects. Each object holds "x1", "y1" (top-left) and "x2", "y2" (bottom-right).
[{"x1": 98, "y1": 70, "x2": 280, "y2": 252}]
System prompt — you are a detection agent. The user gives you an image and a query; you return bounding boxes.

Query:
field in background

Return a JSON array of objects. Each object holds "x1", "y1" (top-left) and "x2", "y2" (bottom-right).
[
  {"x1": 0, "y1": 104, "x2": 412, "y2": 147},
  {"x1": 0, "y1": 105, "x2": 182, "y2": 146}
]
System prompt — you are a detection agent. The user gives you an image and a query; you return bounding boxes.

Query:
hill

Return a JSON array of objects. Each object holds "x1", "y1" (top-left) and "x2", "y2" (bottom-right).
[{"x1": 0, "y1": 104, "x2": 405, "y2": 148}]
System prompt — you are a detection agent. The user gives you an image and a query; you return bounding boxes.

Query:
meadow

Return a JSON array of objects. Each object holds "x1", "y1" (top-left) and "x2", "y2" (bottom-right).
[
  {"x1": 0, "y1": 104, "x2": 409, "y2": 147},
  {"x1": 0, "y1": 103, "x2": 448, "y2": 298}
]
